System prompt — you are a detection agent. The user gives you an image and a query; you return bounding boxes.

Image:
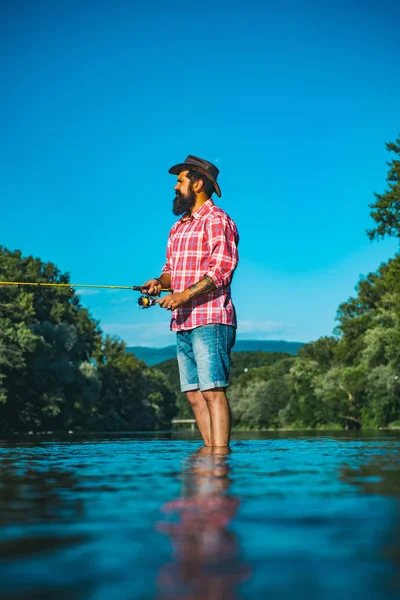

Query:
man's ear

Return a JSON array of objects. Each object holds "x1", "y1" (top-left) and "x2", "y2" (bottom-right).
[{"x1": 192, "y1": 178, "x2": 204, "y2": 193}]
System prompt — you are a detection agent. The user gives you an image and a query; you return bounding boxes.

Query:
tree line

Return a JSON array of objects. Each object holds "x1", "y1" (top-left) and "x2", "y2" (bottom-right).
[
  {"x1": 1, "y1": 134, "x2": 399, "y2": 432},
  {"x1": 161, "y1": 135, "x2": 400, "y2": 430},
  {"x1": 0, "y1": 249, "x2": 176, "y2": 433},
  {"x1": 230, "y1": 134, "x2": 400, "y2": 429}
]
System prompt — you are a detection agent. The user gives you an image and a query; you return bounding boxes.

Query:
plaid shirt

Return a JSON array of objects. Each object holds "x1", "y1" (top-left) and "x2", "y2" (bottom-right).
[{"x1": 162, "y1": 199, "x2": 239, "y2": 331}]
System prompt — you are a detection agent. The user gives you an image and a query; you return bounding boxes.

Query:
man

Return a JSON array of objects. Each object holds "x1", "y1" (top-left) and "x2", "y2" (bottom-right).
[{"x1": 143, "y1": 155, "x2": 239, "y2": 447}]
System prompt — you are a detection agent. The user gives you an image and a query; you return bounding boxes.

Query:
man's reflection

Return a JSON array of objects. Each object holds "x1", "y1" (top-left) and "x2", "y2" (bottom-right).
[{"x1": 155, "y1": 446, "x2": 250, "y2": 600}]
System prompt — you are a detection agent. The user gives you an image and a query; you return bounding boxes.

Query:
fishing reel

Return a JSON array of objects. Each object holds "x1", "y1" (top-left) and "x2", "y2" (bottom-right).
[{"x1": 137, "y1": 293, "x2": 157, "y2": 309}]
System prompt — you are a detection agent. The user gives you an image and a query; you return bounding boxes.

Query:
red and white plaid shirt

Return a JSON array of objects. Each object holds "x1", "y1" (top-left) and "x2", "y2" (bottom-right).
[{"x1": 162, "y1": 199, "x2": 239, "y2": 331}]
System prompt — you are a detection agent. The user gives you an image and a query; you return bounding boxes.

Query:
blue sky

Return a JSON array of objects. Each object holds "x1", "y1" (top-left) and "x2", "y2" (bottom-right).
[{"x1": 1, "y1": 0, "x2": 399, "y2": 347}]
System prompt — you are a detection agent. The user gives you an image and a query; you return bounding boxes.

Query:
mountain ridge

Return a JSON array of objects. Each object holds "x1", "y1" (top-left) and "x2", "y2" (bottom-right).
[{"x1": 127, "y1": 339, "x2": 304, "y2": 365}]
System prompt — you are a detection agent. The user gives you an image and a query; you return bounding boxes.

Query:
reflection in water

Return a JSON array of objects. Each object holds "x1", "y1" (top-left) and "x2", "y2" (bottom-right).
[
  {"x1": 341, "y1": 452, "x2": 400, "y2": 497},
  {"x1": 156, "y1": 447, "x2": 250, "y2": 600},
  {"x1": 341, "y1": 451, "x2": 400, "y2": 597},
  {"x1": 1, "y1": 435, "x2": 400, "y2": 598},
  {"x1": 0, "y1": 454, "x2": 86, "y2": 560},
  {"x1": 0, "y1": 456, "x2": 83, "y2": 526}
]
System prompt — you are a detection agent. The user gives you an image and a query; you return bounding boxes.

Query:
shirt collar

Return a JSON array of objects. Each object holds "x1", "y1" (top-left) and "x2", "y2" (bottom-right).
[{"x1": 181, "y1": 198, "x2": 214, "y2": 222}]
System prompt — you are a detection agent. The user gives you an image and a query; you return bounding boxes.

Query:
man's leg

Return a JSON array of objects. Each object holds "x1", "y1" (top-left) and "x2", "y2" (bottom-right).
[
  {"x1": 177, "y1": 331, "x2": 212, "y2": 446},
  {"x1": 193, "y1": 325, "x2": 236, "y2": 448},
  {"x1": 202, "y1": 387, "x2": 231, "y2": 447},
  {"x1": 185, "y1": 390, "x2": 212, "y2": 447}
]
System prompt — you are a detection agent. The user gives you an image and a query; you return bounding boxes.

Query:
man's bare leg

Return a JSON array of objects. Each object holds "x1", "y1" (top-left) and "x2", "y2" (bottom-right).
[
  {"x1": 186, "y1": 390, "x2": 212, "y2": 446},
  {"x1": 202, "y1": 387, "x2": 231, "y2": 447}
]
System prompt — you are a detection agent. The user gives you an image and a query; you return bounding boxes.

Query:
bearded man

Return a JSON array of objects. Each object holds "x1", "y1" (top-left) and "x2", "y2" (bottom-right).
[{"x1": 143, "y1": 155, "x2": 239, "y2": 447}]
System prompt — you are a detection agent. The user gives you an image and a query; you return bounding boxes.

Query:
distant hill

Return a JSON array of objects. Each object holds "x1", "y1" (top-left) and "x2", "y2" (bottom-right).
[
  {"x1": 127, "y1": 339, "x2": 303, "y2": 365},
  {"x1": 156, "y1": 351, "x2": 293, "y2": 394}
]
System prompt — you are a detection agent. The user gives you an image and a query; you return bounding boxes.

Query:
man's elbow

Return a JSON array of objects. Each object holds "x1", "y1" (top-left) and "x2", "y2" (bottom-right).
[{"x1": 206, "y1": 268, "x2": 235, "y2": 290}]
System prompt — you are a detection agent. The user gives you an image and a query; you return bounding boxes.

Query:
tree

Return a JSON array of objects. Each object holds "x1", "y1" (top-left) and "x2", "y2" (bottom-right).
[
  {"x1": 335, "y1": 255, "x2": 400, "y2": 366},
  {"x1": 0, "y1": 247, "x2": 102, "y2": 431},
  {"x1": 286, "y1": 358, "x2": 324, "y2": 427},
  {"x1": 363, "y1": 365, "x2": 400, "y2": 427},
  {"x1": 93, "y1": 335, "x2": 177, "y2": 431},
  {"x1": 367, "y1": 134, "x2": 400, "y2": 240},
  {"x1": 229, "y1": 358, "x2": 294, "y2": 429},
  {"x1": 0, "y1": 246, "x2": 177, "y2": 432},
  {"x1": 297, "y1": 336, "x2": 338, "y2": 371},
  {"x1": 313, "y1": 365, "x2": 367, "y2": 429}
]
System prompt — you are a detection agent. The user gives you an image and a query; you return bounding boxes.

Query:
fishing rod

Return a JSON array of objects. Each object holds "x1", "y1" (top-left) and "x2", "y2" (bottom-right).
[{"x1": 0, "y1": 281, "x2": 172, "y2": 309}]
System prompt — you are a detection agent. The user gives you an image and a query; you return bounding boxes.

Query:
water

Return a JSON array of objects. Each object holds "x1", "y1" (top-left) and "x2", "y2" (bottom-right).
[{"x1": 1, "y1": 431, "x2": 400, "y2": 599}]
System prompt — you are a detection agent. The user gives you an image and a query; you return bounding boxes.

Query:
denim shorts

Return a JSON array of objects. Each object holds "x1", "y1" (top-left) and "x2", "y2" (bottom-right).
[{"x1": 176, "y1": 324, "x2": 236, "y2": 392}]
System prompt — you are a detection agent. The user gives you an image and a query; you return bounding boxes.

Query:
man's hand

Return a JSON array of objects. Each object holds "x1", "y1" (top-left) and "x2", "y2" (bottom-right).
[
  {"x1": 157, "y1": 290, "x2": 190, "y2": 311},
  {"x1": 141, "y1": 278, "x2": 162, "y2": 296}
]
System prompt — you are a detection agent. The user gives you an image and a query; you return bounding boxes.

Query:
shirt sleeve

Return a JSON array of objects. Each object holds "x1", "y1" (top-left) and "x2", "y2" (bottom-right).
[
  {"x1": 205, "y1": 216, "x2": 239, "y2": 289},
  {"x1": 161, "y1": 230, "x2": 173, "y2": 275}
]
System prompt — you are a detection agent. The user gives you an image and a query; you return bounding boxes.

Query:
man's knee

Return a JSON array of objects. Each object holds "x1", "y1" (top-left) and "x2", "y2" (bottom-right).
[
  {"x1": 202, "y1": 387, "x2": 227, "y2": 403},
  {"x1": 185, "y1": 390, "x2": 202, "y2": 407}
]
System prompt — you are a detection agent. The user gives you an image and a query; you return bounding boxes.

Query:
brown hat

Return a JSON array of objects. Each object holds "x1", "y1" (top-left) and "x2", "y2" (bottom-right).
[{"x1": 168, "y1": 155, "x2": 221, "y2": 197}]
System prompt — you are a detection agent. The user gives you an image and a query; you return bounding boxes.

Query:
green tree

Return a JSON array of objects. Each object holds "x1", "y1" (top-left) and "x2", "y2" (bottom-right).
[
  {"x1": 0, "y1": 246, "x2": 177, "y2": 432},
  {"x1": 313, "y1": 365, "x2": 367, "y2": 429},
  {"x1": 297, "y1": 336, "x2": 338, "y2": 371},
  {"x1": 93, "y1": 336, "x2": 176, "y2": 431},
  {"x1": 363, "y1": 365, "x2": 400, "y2": 427},
  {"x1": 367, "y1": 135, "x2": 400, "y2": 240},
  {"x1": 285, "y1": 358, "x2": 323, "y2": 427},
  {"x1": 230, "y1": 358, "x2": 293, "y2": 429},
  {"x1": 0, "y1": 247, "x2": 102, "y2": 431}
]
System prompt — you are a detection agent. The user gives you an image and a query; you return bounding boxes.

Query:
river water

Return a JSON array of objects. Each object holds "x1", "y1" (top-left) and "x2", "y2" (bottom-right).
[{"x1": 1, "y1": 431, "x2": 400, "y2": 599}]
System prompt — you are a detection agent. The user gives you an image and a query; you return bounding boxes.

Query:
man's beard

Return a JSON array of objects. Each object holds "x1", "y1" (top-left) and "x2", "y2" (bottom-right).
[{"x1": 173, "y1": 190, "x2": 196, "y2": 216}]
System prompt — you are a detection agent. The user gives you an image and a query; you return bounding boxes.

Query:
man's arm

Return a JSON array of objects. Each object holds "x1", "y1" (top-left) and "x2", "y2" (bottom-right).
[
  {"x1": 157, "y1": 216, "x2": 238, "y2": 311},
  {"x1": 157, "y1": 274, "x2": 216, "y2": 310},
  {"x1": 157, "y1": 272, "x2": 172, "y2": 289},
  {"x1": 205, "y1": 217, "x2": 239, "y2": 289},
  {"x1": 141, "y1": 273, "x2": 171, "y2": 296},
  {"x1": 187, "y1": 274, "x2": 217, "y2": 299},
  {"x1": 181, "y1": 217, "x2": 238, "y2": 301}
]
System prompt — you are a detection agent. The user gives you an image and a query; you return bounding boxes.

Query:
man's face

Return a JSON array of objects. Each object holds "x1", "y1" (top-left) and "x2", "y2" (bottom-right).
[{"x1": 172, "y1": 170, "x2": 196, "y2": 216}]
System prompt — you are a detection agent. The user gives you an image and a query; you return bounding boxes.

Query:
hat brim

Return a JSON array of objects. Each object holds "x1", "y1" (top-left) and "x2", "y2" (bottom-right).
[{"x1": 168, "y1": 162, "x2": 221, "y2": 197}]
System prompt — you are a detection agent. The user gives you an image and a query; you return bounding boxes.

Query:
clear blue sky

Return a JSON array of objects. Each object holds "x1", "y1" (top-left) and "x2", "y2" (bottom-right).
[{"x1": 2, "y1": 0, "x2": 399, "y2": 347}]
